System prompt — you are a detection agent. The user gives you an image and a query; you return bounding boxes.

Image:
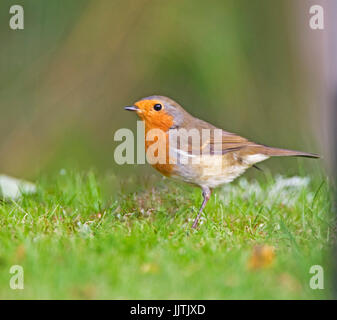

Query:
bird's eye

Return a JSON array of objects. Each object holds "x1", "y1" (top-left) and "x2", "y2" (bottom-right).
[{"x1": 153, "y1": 103, "x2": 162, "y2": 111}]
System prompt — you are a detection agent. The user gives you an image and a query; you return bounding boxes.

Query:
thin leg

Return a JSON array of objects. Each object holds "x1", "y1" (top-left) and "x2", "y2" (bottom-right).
[{"x1": 192, "y1": 187, "x2": 212, "y2": 229}]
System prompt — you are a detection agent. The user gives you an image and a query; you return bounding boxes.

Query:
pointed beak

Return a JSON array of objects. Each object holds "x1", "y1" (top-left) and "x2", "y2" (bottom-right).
[{"x1": 124, "y1": 105, "x2": 139, "y2": 112}]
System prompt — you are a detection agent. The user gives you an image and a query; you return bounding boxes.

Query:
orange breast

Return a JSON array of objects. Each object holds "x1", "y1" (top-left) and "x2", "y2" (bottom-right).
[{"x1": 144, "y1": 124, "x2": 175, "y2": 177}]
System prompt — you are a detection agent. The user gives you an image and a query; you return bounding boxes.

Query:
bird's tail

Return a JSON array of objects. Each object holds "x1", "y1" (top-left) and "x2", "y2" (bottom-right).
[{"x1": 257, "y1": 146, "x2": 320, "y2": 159}]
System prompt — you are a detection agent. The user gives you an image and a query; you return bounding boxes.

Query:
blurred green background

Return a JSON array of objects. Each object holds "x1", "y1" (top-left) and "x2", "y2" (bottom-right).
[{"x1": 0, "y1": 0, "x2": 322, "y2": 180}]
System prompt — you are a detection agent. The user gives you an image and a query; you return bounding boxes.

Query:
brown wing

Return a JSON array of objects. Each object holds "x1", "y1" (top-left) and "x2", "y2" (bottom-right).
[
  {"x1": 203, "y1": 130, "x2": 319, "y2": 158},
  {"x1": 178, "y1": 117, "x2": 256, "y2": 155},
  {"x1": 176, "y1": 118, "x2": 319, "y2": 159},
  {"x1": 205, "y1": 130, "x2": 257, "y2": 155}
]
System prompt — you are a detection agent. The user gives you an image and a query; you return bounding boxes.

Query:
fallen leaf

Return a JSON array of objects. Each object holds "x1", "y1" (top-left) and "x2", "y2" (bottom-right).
[
  {"x1": 248, "y1": 245, "x2": 275, "y2": 270},
  {"x1": 140, "y1": 263, "x2": 159, "y2": 274}
]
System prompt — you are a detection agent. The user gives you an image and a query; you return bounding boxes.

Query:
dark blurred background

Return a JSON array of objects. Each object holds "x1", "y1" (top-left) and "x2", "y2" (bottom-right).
[{"x1": 0, "y1": 0, "x2": 331, "y2": 180}]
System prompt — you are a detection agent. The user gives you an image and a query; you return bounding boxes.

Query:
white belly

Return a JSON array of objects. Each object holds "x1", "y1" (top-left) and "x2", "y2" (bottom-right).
[{"x1": 170, "y1": 152, "x2": 269, "y2": 188}]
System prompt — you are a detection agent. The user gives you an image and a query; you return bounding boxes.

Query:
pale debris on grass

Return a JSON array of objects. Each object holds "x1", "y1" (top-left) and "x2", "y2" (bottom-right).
[
  {"x1": 0, "y1": 175, "x2": 36, "y2": 200},
  {"x1": 77, "y1": 221, "x2": 94, "y2": 238},
  {"x1": 219, "y1": 175, "x2": 312, "y2": 209}
]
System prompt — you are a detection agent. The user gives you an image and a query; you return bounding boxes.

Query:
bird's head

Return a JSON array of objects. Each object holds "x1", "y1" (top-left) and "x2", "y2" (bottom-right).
[{"x1": 124, "y1": 95, "x2": 189, "y2": 131}]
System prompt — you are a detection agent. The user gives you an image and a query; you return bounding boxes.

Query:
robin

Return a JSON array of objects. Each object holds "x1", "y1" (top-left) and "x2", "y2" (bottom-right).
[{"x1": 125, "y1": 95, "x2": 319, "y2": 228}]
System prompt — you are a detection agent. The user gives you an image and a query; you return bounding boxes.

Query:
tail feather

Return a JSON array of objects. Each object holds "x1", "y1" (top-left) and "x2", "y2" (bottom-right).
[{"x1": 258, "y1": 146, "x2": 320, "y2": 159}]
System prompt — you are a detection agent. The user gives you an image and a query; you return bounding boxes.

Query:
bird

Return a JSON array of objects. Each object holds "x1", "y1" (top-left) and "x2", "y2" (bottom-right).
[{"x1": 124, "y1": 95, "x2": 319, "y2": 228}]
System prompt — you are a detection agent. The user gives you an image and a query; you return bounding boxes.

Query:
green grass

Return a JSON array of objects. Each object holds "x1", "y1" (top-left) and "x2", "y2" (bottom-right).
[{"x1": 0, "y1": 170, "x2": 334, "y2": 299}]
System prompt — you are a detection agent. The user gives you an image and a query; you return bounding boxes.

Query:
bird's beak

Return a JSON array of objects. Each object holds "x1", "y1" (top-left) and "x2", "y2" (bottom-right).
[{"x1": 124, "y1": 105, "x2": 139, "y2": 112}]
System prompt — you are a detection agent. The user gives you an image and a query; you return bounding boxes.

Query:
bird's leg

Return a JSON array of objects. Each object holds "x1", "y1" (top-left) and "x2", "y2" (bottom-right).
[{"x1": 192, "y1": 187, "x2": 212, "y2": 229}]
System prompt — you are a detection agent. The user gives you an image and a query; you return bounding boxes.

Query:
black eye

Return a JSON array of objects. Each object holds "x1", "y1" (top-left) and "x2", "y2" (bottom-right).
[{"x1": 153, "y1": 103, "x2": 162, "y2": 111}]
